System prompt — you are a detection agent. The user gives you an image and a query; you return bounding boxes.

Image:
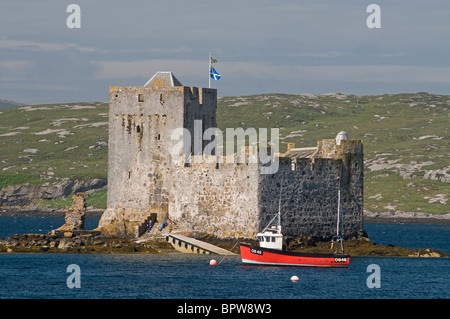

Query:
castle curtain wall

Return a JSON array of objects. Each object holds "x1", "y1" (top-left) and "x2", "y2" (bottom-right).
[{"x1": 99, "y1": 73, "x2": 364, "y2": 240}]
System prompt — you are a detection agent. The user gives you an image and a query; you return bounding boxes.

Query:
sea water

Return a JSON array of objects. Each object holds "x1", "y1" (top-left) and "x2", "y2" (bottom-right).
[{"x1": 0, "y1": 216, "x2": 449, "y2": 299}]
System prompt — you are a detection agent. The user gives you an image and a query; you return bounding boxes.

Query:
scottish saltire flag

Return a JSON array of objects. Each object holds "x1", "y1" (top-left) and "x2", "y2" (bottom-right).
[{"x1": 210, "y1": 66, "x2": 221, "y2": 80}]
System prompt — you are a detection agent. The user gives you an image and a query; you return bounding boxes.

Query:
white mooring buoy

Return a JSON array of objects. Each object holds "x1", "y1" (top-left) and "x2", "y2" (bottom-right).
[{"x1": 290, "y1": 275, "x2": 299, "y2": 282}]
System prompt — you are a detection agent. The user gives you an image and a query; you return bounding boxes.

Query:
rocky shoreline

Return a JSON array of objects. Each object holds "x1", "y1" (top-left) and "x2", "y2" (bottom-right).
[
  {"x1": 0, "y1": 179, "x2": 107, "y2": 211},
  {"x1": 1, "y1": 202, "x2": 449, "y2": 257},
  {"x1": 284, "y1": 237, "x2": 449, "y2": 258},
  {"x1": 364, "y1": 210, "x2": 450, "y2": 224},
  {"x1": 0, "y1": 232, "x2": 174, "y2": 254},
  {"x1": 1, "y1": 232, "x2": 448, "y2": 257}
]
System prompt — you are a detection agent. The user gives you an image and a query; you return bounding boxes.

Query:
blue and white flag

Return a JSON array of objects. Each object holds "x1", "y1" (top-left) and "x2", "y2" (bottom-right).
[{"x1": 210, "y1": 66, "x2": 221, "y2": 80}]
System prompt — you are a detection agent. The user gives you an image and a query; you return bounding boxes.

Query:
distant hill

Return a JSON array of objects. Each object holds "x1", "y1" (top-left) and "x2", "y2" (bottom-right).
[
  {"x1": 217, "y1": 92, "x2": 449, "y2": 215},
  {"x1": 0, "y1": 93, "x2": 448, "y2": 214},
  {"x1": 0, "y1": 99, "x2": 26, "y2": 109}
]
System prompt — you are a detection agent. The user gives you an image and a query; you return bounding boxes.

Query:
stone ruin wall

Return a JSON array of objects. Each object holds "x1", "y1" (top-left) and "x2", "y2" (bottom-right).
[
  {"x1": 168, "y1": 157, "x2": 260, "y2": 239},
  {"x1": 100, "y1": 139, "x2": 364, "y2": 241},
  {"x1": 258, "y1": 139, "x2": 364, "y2": 241},
  {"x1": 166, "y1": 137, "x2": 364, "y2": 241}
]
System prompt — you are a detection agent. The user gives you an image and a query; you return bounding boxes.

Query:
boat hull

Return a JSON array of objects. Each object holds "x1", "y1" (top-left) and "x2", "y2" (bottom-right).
[{"x1": 240, "y1": 243, "x2": 350, "y2": 267}]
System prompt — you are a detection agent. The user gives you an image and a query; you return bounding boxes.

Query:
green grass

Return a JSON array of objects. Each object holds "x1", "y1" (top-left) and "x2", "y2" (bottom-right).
[
  {"x1": 365, "y1": 171, "x2": 448, "y2": 214},
  {"x1": 85, "y1": 189, "x2": 107, "y2": 209},
  {"x1": 1, "y1": 93, "x2": 448, "y2": 214},
  {"x1": 38, "y1": 189, "x2": 107, "y2": 210},
  {"x1": 0, "y1": 102, "x2": 108, "y2": 186},
  {"x1": 0, "y1": 172, "x2": 41, "y2": 189}
]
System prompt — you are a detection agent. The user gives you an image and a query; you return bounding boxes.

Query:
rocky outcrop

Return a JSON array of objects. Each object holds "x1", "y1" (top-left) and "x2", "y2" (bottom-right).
[
  {"x1": 0, "y1": 179, "x2": 106, "y2": 212},
  {"x1": 0, "y1": 233, "x2": 172, "y2": 254},
  {"x1": 364, "y1": 210, "x2": 450, "y2": 223},
  {"x1": 281, "y1": 236, "x2": 450, "y2": 257},
  {"x1": 55, "y1": 193, "x2": 87, "y2": 231}
]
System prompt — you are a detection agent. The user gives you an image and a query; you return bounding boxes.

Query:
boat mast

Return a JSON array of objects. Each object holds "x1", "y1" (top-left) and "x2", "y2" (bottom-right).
[
  {"x1": 262, "y1": 176, "x2": 283, "y2": 233},
  {"x1": 332, "y1": 164, "x2": 345, "y2": 254},
  {"x1": 336, "y1": 190, "x2": 341, "y2": 237},
  {"x1": 276, "y1": 176, "x2": 283, "y2": 233}
]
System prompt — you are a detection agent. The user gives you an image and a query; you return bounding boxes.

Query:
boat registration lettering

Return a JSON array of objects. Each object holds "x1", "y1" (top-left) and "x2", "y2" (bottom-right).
[
  {"x1": 334, "y1": 257, "x2": 347, "y2": 263},
  {"x1": 250, "y1": 248, "x2": 263, "y2": 255}
]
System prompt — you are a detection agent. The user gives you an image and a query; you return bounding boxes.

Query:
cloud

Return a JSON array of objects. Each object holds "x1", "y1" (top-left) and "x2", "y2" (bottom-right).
[
  {"x1": 293, "y1": 65, "x2": 450, "y2": 84},
  {"x1": 146, "y1": 46, "x2": 194, "y2": 54},
  {"x1": 222, "y1": 62, "x2": 450, "y2": 84},
  {"x1": 0, "y1": 60, "x2": 32, "y2": 71},
  {"x1": 0, "y1": 39, "x2": 102, "y2": 53},
  {"x1": 91, "y1": 59, "x2": 206, "y2": 80},
  {"x1": 91, "y1": 58, "x2": 450, "y2": 88},
  {"x1": 0, "y1": 60, "x2": 33, "y2": 81},
  {"x1": 286, "y1": 52, "x2": 348, "y2": 58}
]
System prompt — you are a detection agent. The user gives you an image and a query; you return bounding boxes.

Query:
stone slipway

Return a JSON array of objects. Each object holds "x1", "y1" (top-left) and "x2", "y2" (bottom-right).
[{"x1": 165, "y1": 233, "x2": 237, "y2": 255}]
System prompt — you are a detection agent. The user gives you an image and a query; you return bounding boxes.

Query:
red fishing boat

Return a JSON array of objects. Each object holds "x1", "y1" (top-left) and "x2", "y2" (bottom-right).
[
  {"x1": 240, "y1": 191, "x2": 350, "y2": 267},
  {"x1": 240, "y1": 243, "x2": 350, "y2": 267}
]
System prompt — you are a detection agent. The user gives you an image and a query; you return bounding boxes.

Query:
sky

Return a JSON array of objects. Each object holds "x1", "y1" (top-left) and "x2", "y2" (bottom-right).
[{"x1": 0, "y1": 0, "x2": 449, "y2": 105}]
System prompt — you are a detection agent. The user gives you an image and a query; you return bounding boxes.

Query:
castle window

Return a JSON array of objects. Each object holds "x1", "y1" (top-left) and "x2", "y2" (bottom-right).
[
  {"x1": 160, "y1": 94, "x2": 165, "y2": 105},
  {"x1": 138, "y1": 94, "x2": 144, "y2": 102},
  {"x1": 136, "y1": 125, "x2": 141, "y2": 133},
  {"x1": 157, "y1": 134, "x2": 161, "y2": 140}
]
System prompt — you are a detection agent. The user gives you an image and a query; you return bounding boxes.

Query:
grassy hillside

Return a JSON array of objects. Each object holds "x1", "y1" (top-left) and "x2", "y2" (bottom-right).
[
  {"x1": 0, "y1": 93, "x2": 448, "y2": 214},
  {"x1": 217, "y1": 92, "x2": 449, "y2": 215},
  {"x1": 0, "y1": 102, "x2": 109, "y2": 186}
]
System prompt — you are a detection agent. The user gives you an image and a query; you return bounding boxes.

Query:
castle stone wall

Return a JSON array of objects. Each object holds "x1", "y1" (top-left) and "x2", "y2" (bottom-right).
[
  {"x1": 258, "y1": 144, "x2": 365, "y2": 242},
  {"x1": 99, "y1": 73, "x2": 364, "y2": 241},
  {"x1": 169, "y1": 159, "x2": 260, "y2": 238},
  {"x1": 100, "y1": 85, "x2": 217, "y2": 237}
]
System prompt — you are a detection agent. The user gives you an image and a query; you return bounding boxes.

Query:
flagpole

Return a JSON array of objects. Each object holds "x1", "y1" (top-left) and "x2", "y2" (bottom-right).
[{"x1": 208, "y1": 51, "x2": 211, "y2": 88}]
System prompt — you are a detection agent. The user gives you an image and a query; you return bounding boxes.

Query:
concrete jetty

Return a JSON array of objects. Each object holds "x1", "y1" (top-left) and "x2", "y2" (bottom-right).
[{"x1": 165, "y1": 233, "x2": 236, "y2": 255}]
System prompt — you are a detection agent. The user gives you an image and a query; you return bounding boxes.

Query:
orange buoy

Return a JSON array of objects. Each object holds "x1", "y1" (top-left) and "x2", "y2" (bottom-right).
[{"x1": 210, "y1": 259, "x2": 217, "y2": 266}]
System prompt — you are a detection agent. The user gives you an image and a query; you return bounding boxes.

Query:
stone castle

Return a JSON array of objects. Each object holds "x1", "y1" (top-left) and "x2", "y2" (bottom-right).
[{"x1": 98, "y1": 72, "x2": 365, "y2": 241}]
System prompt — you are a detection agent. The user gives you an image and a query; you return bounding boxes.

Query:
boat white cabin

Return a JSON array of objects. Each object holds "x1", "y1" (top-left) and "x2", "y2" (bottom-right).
[{"x1": 257, "y1": 224, "x2": 283, "y2": 250}]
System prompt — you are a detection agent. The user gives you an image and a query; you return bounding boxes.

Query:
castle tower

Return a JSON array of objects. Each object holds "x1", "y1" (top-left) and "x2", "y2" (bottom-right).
[
  {"x1": 99, "y1": 72, "x2": 217, "y2": 237},
  {"x1": 99, "y1": 71, "x2": 364, "y2": 242}
]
